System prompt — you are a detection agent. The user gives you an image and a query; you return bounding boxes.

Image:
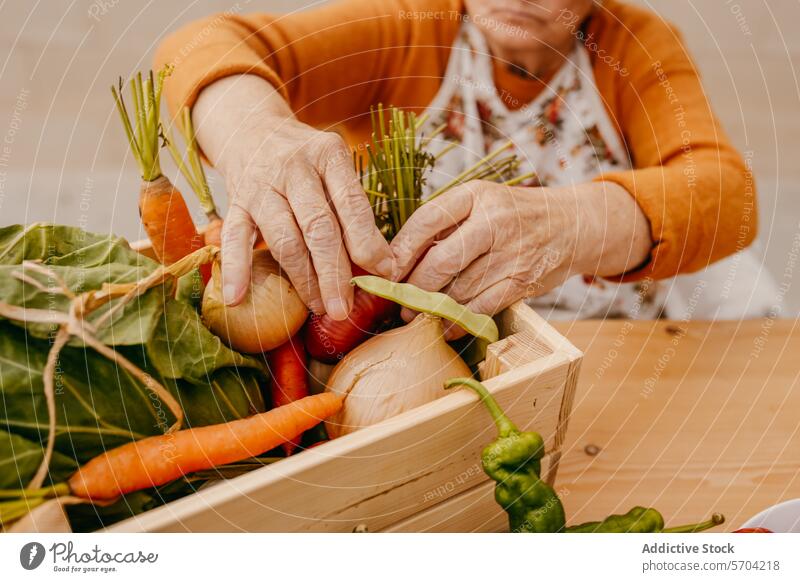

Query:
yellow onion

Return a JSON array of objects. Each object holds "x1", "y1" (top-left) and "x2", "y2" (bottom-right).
[
  {"x1": 325, "y1": 314, "x2": 471, "y2": 437},
  {"x1": 202, "y1": 249, "x2": 307, "y2": 353}
]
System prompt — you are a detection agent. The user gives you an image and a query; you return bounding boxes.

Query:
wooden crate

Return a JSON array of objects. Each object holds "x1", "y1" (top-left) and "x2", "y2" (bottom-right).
[{"x1": 107, "y1": 301, "x2": 582, "y2": 532}]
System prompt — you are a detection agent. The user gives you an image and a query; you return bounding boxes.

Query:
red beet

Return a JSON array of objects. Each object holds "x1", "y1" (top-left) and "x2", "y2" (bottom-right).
[
  {"x1": 304, "y1": 265, "x2": 398, "y2": 364},
  {"x1": 267, "y1": 333, "x2": 309, "y2": 455}
]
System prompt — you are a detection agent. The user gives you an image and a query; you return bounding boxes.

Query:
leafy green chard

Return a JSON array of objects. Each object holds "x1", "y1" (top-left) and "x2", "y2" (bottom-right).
[{"x1": 0, "y1": 223, "x2": 267, "y2": 530}]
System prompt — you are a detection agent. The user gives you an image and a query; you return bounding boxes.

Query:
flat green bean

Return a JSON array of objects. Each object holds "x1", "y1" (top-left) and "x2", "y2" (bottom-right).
[{"x1": 351, "y1": 276, "x2": 499, "y2": 343}]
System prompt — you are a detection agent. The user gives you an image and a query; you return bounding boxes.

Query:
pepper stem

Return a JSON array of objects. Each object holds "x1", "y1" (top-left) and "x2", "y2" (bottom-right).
[
  {"x1": 662, "y1": 513, "x2": 725, "y2": 533},
  {"x1": 445, "y1": 378, "x2": 518, "y2": 437}
]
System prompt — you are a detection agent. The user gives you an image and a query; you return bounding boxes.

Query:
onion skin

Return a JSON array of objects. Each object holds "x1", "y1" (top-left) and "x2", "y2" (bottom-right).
[
  {"x1": 324, "y1": 314, "x2": 471, "y2": 438},
  {"x1": 202, "y1": 249, "x2": 308, "y2": 353},
  {"x1": 305, "y1": 266, "x2": 398, "y2": 364}
]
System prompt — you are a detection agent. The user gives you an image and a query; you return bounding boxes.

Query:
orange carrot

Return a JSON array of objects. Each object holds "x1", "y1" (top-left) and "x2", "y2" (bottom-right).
[
  {"x1": 139, "y1": 176, "x2": 204, "y2": 265},
  {"x1": 268, "y1": 334, "x2": 309, "y2": 455},
  {"x1": 203, "y1": 217, "x2": 223, "y2": 247},
  {"x1": 112, "y1": 70, "x2": 203, "y2": 267},
  {"x1": 67, "y1": 392, "x2": 342, "y2": 501}
]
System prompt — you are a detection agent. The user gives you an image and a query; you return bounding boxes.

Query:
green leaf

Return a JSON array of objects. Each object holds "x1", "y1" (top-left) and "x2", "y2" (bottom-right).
[
  {"x1": 0, "y1": 429, "x2": 77, "y2": 488},
  {"x1": 0, "y1": 223, "x2": 268, "y2": 528},
  {"x1": 146, "y1": 300, "x2": 264, "y2": 385},
  {"x1": 0, "y1": 223, "x2": 164, "y2": 346},
  {"x1": 0, "y1": 223, "x2": 155, "y2": 270}
]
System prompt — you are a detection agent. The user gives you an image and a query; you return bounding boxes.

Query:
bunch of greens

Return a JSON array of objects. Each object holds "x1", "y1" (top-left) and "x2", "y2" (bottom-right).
[
  {"x1": 359, "y1": 105, "x2": 534, "y2": 240},
  {"x1": 0, "y1": 223, "x2": 267, "y2": 530}
]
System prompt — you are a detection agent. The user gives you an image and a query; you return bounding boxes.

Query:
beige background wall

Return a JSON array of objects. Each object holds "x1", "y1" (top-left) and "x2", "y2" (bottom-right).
[{"x1": 1, "y1": 1, "x2": 798, "y2": 311}]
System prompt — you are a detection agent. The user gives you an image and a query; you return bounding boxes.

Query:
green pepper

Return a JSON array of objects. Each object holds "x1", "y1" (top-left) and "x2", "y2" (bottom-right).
[
  {"x1": 445, "y1": 377, "x2": 565, "y2": 533},
  {"x1": 566, "y1": 507, "x2": 725, "y2": 533}
]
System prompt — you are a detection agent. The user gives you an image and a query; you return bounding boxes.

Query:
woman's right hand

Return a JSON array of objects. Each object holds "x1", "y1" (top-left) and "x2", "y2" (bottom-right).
[{"x1": 191, "y1": 74, "x2": 394, "y2": 320}]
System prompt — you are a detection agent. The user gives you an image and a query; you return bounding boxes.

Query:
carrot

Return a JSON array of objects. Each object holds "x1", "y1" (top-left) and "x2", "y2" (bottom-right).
[
  {"x1": 203, "y1": 217, "x2": 223, "y2": 247},
  {"x1": 304, "y1": 265, "x2": 398, "y2": 363},
  {"x1": 67, "y1": 392, "x2": 343, "y2": 501},
  {"x1": 139, "y1": 176, "x2": 204, "y2": 265},
  {"x1": 112, "y1": 69, "x2": 202, "y2": 267},
  {"x1": 268, "y1": 334, "x2": 309, "y2": 455},
  {"x1": 201, "y1": 220, "x2": 269, "y2": 249}
]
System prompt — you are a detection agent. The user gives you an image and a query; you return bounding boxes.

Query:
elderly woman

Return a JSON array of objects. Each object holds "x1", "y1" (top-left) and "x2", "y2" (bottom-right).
[{"x1": 156, "y1": 0, "x2": 759, "y2": 327}]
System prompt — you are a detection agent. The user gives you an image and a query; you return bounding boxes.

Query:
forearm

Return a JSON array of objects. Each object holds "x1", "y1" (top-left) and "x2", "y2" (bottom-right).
[
  {"x1": 575, "y1": 181, "x2": 653, "y2": 278},
  {"x1": 550, "y1": 182, "x2": 652, "y2": 279},
  {"x1": 155, "y1": 1, "x2": 448, "y2": 131},
  {"x1": 604, "y1": 14, "x2": 755, "y2": 280}
]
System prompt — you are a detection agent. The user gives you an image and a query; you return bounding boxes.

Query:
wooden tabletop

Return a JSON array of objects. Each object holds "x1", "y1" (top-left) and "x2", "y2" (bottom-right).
[{"x1": 550, "y1": 318, "x2": 800, "y2": 532}]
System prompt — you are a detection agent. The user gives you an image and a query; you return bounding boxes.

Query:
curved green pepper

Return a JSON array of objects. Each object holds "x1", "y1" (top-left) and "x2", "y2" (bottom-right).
[
  {"x1": 566, "y1": 507, "x2": 725, "y2": 533},
  {"x1": 445, "y1": 377, "x2": 565, "y2": 533}
]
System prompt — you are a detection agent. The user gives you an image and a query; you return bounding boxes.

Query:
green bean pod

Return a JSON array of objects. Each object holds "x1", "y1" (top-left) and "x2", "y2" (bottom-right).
[{"x1": 351, "y1": 276, "x2": 499, "y2": 343}]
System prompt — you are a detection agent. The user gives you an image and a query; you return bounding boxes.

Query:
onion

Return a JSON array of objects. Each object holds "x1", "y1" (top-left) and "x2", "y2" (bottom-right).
[
  {"x1": 202, "y1": 249, "x2": 308, "y2": 353},
  {"x1": 325, "y1": 314, "x2": 471, "y2": 437}
]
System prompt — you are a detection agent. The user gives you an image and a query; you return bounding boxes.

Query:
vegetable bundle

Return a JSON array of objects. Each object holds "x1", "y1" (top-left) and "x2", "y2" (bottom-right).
[
  {"x1": 0, "y1": 224, "x2": 268, "y2": 529},
  {"x1": 111, "y1": 69, "x2": 204, "y2": 266},
  {"x1": 305, "y1": 106, "x2": 527, "y2": 363},
  {"x1": 1, "y1": 68, "x2": 525, "y2": 530}
]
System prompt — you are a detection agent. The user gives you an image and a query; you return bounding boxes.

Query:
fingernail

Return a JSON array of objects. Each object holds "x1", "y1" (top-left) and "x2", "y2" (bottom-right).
[
  {"x1": 326, "y1": 298, "x2": 351, "y2": 321},
  {"x1": 376, "y1": 257, "x2": 394, "y2": 278},
  {"x1": 223, "y1": 284, "x2": 237, "y2": 305}
]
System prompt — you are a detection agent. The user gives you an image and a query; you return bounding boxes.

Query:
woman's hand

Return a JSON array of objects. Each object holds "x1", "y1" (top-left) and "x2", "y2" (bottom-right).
[
  {"x1": 391, "y1": 180, "x2": 652, "y2": 337},
  {"x1": 192, "y1": 75, "x2": 394, "y2": 320}
]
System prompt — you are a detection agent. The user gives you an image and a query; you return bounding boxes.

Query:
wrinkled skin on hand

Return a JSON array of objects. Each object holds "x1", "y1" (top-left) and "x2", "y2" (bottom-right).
[
  {"x1": 193, "y1": 75, "x2": 394, "y2": 320},
  {"x1": 392, "y1": 179, "x2": 650, "y2": 337}
]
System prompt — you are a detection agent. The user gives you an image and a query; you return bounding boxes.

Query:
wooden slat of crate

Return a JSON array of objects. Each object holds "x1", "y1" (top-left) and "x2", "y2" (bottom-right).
[
  {"x1": 382, "y1": 479, "x2": 502, "y2": 532},
  {"x1": 109, "y1": 352, "x2": 573, "y2": 532},
  {"x1": 382, "y1": 453, "x2": 561, "y2": 533},
  {"x1": 481, "y1": 331, "x2": 554, "y2": 378},
  {"x1": 108, "y1": 303, "x2": 581, "y2": 532}
]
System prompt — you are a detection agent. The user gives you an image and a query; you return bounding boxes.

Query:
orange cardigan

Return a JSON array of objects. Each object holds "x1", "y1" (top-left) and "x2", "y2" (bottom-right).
[{"x1": 155, "y1": 0, "x2": 756, "y2": 282}]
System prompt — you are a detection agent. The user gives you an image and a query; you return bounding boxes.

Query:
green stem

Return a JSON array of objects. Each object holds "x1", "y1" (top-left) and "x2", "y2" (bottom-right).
[
  {"x1": 444, "y1": 378, "x2": 517, "y2": 438},
  {"x1": 413, "y1": 112, "x2": 430, "y2": 130},
  {"x1": 0, "y1": 482, "x2": 70, "y2": 500},
  {"x1": 111, "y1": 68, "x2": 169, "y2": 182},
  {"x1": 0, "y1": 498, "x2": 47, "y2": 527},
  {"x1": 166, "y1": 107, "x2": 219, "y2": 219},
  {"x1": 434, "y1": 140, "x2": 459, "y2": 161},
  {"x1": 426, "y1": 140, "x2": 514, "y2": 201},
  {"x1": 662, "y1": 513, "x2": 725, "y2": 533},
  {"x1": 503, "y1": 170, "x2": 537, "y2": 187}
]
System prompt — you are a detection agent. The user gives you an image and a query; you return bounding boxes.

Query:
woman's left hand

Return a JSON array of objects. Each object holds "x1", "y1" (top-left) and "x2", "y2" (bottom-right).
[{"x1": 390, "y1": 180, "x2": 652, "y2": 338}]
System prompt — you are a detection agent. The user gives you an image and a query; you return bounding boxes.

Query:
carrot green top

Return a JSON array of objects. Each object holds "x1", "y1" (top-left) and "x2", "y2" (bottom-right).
[{"x1": 154, "y1": 0, "x2": 756, "y2": 282}]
